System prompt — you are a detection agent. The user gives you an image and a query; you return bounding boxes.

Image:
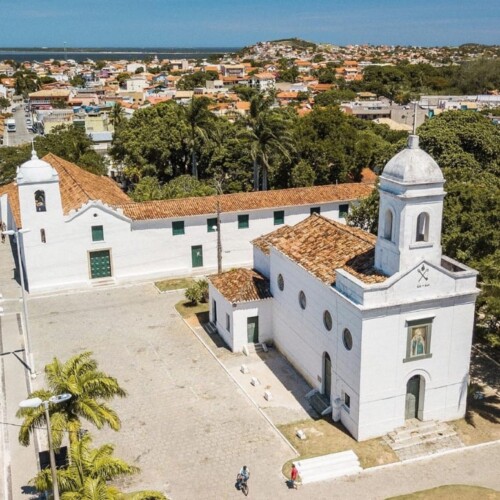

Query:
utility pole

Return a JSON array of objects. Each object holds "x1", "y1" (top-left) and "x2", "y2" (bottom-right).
[{"x1": 216, "y1": 200, "x2": 222, "y2": 274}]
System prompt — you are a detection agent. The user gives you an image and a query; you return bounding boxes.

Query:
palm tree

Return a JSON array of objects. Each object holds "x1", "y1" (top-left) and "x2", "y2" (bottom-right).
[
  {"x1": 250, "y1": 110, "x2": 294, "y2": 191},
  {"x1": 17, "y1": 351, "x2": 127, "y2": 448},
  {"x1": 30, "y1": 433, "x2": 144, "y2": 499},
  {"x1": 109, "y1": 102, "x2": 125, "y2": 129},
  {"x1": 183, "y1": 97, "x2": 212, "y2": 179}
]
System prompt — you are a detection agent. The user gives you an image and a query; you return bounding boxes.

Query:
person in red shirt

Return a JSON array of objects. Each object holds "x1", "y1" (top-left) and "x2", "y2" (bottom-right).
[{"x1": 290, "y1": 463, "x2": 299, "y2": 489}]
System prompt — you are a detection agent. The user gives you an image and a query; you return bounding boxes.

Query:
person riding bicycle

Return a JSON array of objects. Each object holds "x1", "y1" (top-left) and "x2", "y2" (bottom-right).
[{"x1": 237, "y1": 465, "x2": 250, "y2": 489}]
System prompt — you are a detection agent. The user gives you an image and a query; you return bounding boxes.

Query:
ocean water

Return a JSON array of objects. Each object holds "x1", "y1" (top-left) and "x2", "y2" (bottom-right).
[{"x1": 0, "y1": 47, "x2": 241, "y2": 63}]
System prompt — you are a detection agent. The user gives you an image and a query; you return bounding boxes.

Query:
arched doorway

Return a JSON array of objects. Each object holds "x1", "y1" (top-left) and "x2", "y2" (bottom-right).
[
  {"x1": 405, "y1": 375, "x2": 424, "y2": 420},
  {"x1": 323, "y1": 352, "x2": 332, "y2": 403}
]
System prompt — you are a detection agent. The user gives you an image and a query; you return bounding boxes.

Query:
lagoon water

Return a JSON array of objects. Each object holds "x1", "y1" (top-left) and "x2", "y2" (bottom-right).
[{"x1": 0, "y1": 47, "x2": 240, "y2": 63}]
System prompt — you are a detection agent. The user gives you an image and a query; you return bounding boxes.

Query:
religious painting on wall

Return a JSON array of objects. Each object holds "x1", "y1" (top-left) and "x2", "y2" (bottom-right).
[{"x1": 410, "y1": 325, "x2": 427, "y2": 357}]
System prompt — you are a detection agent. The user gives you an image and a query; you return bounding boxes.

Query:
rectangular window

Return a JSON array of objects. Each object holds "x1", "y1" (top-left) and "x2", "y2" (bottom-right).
[
  {"x1": 310, "y1": 206, "x2": 321, "y2": 215},
  {"x1": 273, "y1": 210, "x2": 285, "y2": 225},
  {"x1": 238, "y1": 214, "x2": 249, "y2": 229},
  {"x1": 91, "y1": 225, "x2": 104, "y2": 242},
  {"x1": 40, "y1": 228, "x2": 46, "y2": 243},
  {"x1": 404, "y1": 318, "x2": 433, "y2": 362},
  {"x1": 207, "y1": 217, "x2": 217, "y2": 232},
  {"x1": 172, "y1": 221, "x2": 185, "y2": 236},
  {"x1": 344, "y1": 392, "x2": 351, "y2": 409},
  {"x1": 339, "y1": 204, "x2": 349, "y2": 218},
  {"x1": 226, "y1": 313, "x2": 230, "y2": 332}
]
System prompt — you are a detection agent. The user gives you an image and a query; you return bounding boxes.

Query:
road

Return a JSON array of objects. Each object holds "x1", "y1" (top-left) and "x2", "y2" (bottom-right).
[{"x1": 2, "y1": 105, "x2": 34, "y2": 147}]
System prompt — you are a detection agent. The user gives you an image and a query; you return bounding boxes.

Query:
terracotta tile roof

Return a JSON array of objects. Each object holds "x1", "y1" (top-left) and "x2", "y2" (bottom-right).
[
  {"x1": 267, "y1": 214, "x2": 387, "y2": 285},
  {"x1": 0, "y1": 182, "x2": 21, "y2": 227},
  {"x1": 252, "y1": 225, "x2": 292, "y2": 255},
  {"x1": 209, "y1": 268, "x2": 272, "y2": 303},
  {"x1": 43, "y1": 154, "x2": 131, "y2": 214},
  {"x1": 0, "y1": 154, "x2": 131, "y2": 227},
  {"x1": 118, "y1": 183, "x2": 374, "y2": 221}
]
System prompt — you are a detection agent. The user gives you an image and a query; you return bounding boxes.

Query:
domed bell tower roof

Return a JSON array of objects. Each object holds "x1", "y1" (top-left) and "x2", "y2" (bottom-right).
[
  {"x1": 381, "y1": 135, "x2": 444, "y2": 185},
  {"x1": 16, "y1": 149, "x2": 59, "y2": 185}
]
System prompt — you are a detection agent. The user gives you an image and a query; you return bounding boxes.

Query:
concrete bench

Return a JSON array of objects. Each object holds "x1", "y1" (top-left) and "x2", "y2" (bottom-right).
[{"x1": 296, "y1": 450, "x2": 362, "y2": 484}]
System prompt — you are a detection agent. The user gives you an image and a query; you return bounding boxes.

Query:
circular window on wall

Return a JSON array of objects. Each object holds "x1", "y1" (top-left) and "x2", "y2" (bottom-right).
[
  {"x1": 299, "y1": 290, "x2": 307, "y2": 309},
  {"x1": 343, "y1": 328, "x2": 353, "y2": 350},
  {"x1": 277, "y1": 273, "x2": 284, "y2": 291},
  {"x1": 323, "y1": 310, "x2": 333, "y2": 331}
]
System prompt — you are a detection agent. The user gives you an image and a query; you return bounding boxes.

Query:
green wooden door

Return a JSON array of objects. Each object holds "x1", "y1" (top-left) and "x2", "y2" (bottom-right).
[
  {"x1": 247, "y1": 316, "x2": 259, "y2": 343},
  {"x1": 405, "y1": 375, "x2": 420, "y2": 419},
  {"x1": 191, "y1": 245, "x2": 203, "y2": 268},
  {"x1": 89, "y1": 250, "x2": 111, "y2": 279}
]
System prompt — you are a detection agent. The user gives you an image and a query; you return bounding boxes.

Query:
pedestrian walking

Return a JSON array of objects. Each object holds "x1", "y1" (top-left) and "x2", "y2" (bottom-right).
[
  {"x1": 1, "y1": 221, "x2": 6, "y2": 243},
  {"x1": 290, "y1": 463, "x2": 300, "y2": 489}
]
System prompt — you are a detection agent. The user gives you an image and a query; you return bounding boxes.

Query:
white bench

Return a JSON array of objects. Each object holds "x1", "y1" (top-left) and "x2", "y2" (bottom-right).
[{"x1": 295, "y1": 450, "x2": 362, "y2": 484}]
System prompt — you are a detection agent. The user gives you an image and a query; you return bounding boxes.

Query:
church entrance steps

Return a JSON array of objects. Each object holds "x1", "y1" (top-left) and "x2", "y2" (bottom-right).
[
  {"x1": 90, "y1": 278, "x2": 116, "y2": 288},
  {"x1": 295, "y1": 450, "x2": 362, "y2": 484},
  {"x1": 384, "y1": 419, "x2": 464, "y2": 460},
  {"x1": 243, "y1": 343, "x2": 267, "y2": 355},
  {"x1": 205, "y1": 321, "x2": 218, "y2": 335},
  {"x1": 306, "y1": 390, "x2": 331, "y2": 416}
]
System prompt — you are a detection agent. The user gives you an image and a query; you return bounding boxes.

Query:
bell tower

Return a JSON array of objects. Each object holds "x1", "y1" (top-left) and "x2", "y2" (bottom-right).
[{"x1": 374, "y1": 135, "x2": 446, "y2": 276}]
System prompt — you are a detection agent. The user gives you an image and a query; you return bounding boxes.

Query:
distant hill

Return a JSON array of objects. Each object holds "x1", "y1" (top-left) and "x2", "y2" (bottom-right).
[{"x1": 268, "y1": 38, "x2": 317, "y2": 50}]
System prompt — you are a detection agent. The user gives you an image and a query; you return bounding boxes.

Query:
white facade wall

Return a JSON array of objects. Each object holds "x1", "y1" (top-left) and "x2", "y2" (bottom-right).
[
  {"x1": 357, "y1": 296, "x2": 476, "y2": 440},
  {"x1": 16, "y1": 183, "x2": 355, "y2": 293}
]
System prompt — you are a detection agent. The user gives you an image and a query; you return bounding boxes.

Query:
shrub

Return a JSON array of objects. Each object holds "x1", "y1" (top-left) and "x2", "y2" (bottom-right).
[{"x1": 184, "y1": 279, "x2": 209, "y2": 305}]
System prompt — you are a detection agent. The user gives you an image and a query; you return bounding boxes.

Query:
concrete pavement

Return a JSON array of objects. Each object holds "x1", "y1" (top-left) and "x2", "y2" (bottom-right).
[{"x1": 0, "y1": 232, "x2": 499, "y2": 498}]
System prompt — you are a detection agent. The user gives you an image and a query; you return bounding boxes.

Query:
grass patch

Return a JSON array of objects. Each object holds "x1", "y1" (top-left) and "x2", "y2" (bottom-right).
[
  {"x1": 118, "y1": 491, "x2": 167, "y2": 500},
  {"x1": 387, "y1": 484, "x2": 500, "y2": 499},
  {"x1": 155, "y1": 277, "x2": 196, "y2": 292},
  {"x1": 175, "y1": 299, "x2": 209, "y2": 320},
  {"x1": 279, "y1": 417, "x2": 398, "y2": 477}
]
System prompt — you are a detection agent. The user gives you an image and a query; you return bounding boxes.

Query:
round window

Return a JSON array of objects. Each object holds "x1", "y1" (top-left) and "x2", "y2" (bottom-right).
[
  {"x1": 343, "y1": 328, "x2": 353, "y2": 350},
  {"x1": 277, "y1": 273, "x2": 284, "y2": 291},
  {"x1": 299, "y1": 290, "x2": 307, "y2": 309},
  {"x1": 323, "y1": 310, "x2": 333, "y2": 331}
]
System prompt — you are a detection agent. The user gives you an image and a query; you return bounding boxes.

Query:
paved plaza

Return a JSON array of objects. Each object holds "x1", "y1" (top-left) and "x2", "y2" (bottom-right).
[{"x1": 1, "y1": 237, "x2": 500, "y2": 499}]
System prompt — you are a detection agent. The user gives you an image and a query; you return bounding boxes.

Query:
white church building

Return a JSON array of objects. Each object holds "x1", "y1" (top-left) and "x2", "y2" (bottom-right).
[
  {"x1": 0, "y1": 152, "x2": 373, "y2": 293},
  {"x1": 208, "y1": 135, "x2": 479, "y2": 441}
]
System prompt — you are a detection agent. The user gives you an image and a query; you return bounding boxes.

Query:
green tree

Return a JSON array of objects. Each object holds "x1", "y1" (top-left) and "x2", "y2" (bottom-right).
[
  {"x1": 17, "y1": 352, "x2": 127, "y2": 448},
  {"x1": 314, "y1": 88, "x2": 356, "y2": 107},
  {"x1": 250, "y1": 109, "x2": 295, "y2": 190},
  {"x1": 30, "y1": 433, "x2": 147, "y2": 500},
  {"x1": 290, "y1": 159, "x2": 316, "y2": 187},
  {"x1": 129, "y1": 176, "x2": 164, "y2": 201},
  {"x1": 70, "y1": 74, "x2": 86, "y2": 87},
  {"x1": 0, "y1": 144, "x2": 31, "y2": 185},
  {"x1": 111, "y1": 101, "x2": 190, "y2": 181},
  {"x1": 176, "y1": 70, "x2": 218, "y2": 90},
  {"x1": 0, "y1": 96, "x2": 10, "y2": 110},
  {"x1": 34, "y1": 125, "x2": 108, "y2": 175},
  {"x1": 183, "y1": 97, "x2": 213, "y2": 178},
  {"x1": 163, "y1": 174, "x2": 216, "y2": 199},
  {"x1": 109, "y1": 102, "x2": 125, "y2": 130}
]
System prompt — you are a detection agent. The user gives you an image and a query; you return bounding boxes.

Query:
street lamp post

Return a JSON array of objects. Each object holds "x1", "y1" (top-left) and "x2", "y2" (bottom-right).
[
  {"x1": 2, "y1": 228, "x2": 34, "y2": 375},
  {"x1": 19, "y1": 393, "x2": 72, "y2": 500}
]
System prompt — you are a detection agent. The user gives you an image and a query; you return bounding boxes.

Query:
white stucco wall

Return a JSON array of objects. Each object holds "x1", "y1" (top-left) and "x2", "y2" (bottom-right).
[
  {"x1": 13, "y1": 180, "x2": 357, "y2": 293},
  {"x1": 357, "y1": 296, "x2": 476, "y2": 440},
  {"x1": 208, "y1": 283, "x2": 273, "y2": 353}
]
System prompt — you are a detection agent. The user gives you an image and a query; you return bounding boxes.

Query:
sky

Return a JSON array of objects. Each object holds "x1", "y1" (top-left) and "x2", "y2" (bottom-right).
[{"x1": 0, "y1": 0, "x2": 499, "y2": 48}]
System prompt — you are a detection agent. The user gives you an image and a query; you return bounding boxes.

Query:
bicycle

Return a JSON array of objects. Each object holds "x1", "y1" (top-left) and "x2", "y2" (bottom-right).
[{"x1": 236, "y1": 474, "x2": 249, "y2": 496}]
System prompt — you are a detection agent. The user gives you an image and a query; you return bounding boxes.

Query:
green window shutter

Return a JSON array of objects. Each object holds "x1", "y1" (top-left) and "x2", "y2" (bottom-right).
[
  {"x1": 172, "y1": 221, "x2": 185, "y2": 235},
  {"x1": 310, "y1": 206, "x2": 320, "y2": 215},
  {"x1": 238, "y1": 214, "x2": 249, "y2": 229},
  {"x1": 207, "y1": 217, "x2": 217, "y2": 232},
  {"x1": 91, "y1": 225, "x2": 104, "y2": 241},
  {"x1": 274, "y1": 210, "x2": 285, "y2": 225},
  {"x1": 339, "y1": 204, "x2": 349, "y2": 218}
]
